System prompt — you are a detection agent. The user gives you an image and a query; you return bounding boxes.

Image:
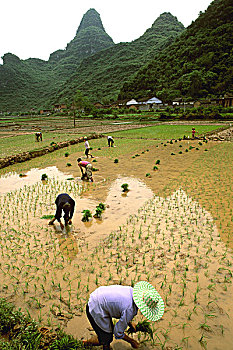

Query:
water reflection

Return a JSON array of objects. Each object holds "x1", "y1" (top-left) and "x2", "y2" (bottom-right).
[
  {"x1": 71, "y1": 176, "x2": 154, "y2": 248},
  {"x1": 0, "y1": 166, "x2": 71, "y2": 194}
]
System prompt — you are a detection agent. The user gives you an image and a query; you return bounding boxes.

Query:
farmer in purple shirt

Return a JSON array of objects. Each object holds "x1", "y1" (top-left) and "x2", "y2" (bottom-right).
[{"x1": 83, "y1": 282, "x2": 164, "y2": 350}]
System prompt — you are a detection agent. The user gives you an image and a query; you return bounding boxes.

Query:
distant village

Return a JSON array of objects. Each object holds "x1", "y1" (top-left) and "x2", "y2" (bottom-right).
[{"x1": 39, "y1": 94, "x2": 233, "y2": 115}]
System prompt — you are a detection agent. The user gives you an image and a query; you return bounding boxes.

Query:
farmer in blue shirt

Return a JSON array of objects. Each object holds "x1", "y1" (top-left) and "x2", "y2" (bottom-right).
[{"x1": 83, "y1": 282, "x2": 164, "y2": 350}]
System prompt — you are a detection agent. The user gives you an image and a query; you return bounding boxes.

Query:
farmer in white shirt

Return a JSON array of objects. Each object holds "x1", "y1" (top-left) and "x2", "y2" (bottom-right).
[
  {"x1": 107, "y1": 136, "x2": 114, "y2": 147},
  {"x1": 83, "y1": 281, "x2": 164, "y2": 350},
  {"x1": 84, "y1": 136, "x2": 94, "y2": 159}
]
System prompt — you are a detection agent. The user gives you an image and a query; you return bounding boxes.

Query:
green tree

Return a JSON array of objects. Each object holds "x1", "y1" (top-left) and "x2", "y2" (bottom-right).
[{"x1": 73, "y1": 90, "x2": 89, "y2": 127}]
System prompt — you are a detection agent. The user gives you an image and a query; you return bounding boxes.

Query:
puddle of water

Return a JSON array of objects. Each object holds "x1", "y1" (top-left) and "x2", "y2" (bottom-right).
[
  {"x1": 0, "y1": 166, "x2": 71, "y2": 194},
  {"x1": 50, "y1": 176, "x2": 154, "y2": 249},
  {"x1": 0, "y1": 168, "x2": 153, "y2": 255}
]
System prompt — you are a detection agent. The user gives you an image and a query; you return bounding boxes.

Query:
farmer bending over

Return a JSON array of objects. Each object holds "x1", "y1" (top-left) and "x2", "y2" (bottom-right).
[
  {"x1": 48, "y1": 193, "x2": 75, "y2": 230},
  {"x1": 107, "y1": 136, "x2": 114, "y2": 147},
  {"x1": 83, "y1": 281, "x2": 164, "y2": 350},
  {"x1": 35, "y1": 132, "x2": 42, "y2": 142},
  {"x1": 77, "y1": 158, "x2": 93, "y2": 182}
]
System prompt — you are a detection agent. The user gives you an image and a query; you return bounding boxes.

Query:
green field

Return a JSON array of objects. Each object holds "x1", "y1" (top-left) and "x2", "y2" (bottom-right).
[
  {"x1": 0, "y1": 124, "x2": 225, "y2": 159},
  {"x1": 111, "y1": 124, "x2": 223, "y2": 139}
]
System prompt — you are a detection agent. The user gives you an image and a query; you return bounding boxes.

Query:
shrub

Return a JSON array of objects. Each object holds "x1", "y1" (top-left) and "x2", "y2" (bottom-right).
[
  {"x1": 0, "y1": 299, "x2": 24, "y2": 334},
  {"x1": 155, "y1": 160, "x2": 160, "y2": 165},
  {"x1": 64, "y1": 152, "x2": 69, "y2": 157},
  {"x1": 114, "y1": 159, "x2": 119, "y2": 163}
]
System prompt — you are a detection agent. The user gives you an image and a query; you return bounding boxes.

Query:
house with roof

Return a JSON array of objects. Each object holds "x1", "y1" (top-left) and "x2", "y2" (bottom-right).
[
  {"x1": 125, "y1": 97, "x2": 162, "y2": 111},
  {"x1": 54, "y1": 104, "x2": 67, "y2": 112},
  {"x1": 139, "y1": 97, "x2": 162, "y2": 110},
  {"x1": 126, "y1": 99, "x2": 139, "y2": 110}
]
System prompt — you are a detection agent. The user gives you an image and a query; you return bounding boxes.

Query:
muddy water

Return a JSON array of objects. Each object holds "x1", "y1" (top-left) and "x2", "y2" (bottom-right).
[
  {"x1": 0, "y1": 166, "x2": 70, "y2": 193},
  {"x1": 0, "y1": 168, "x2": 153, "y2": 250},
  {"x1": 0, "y1": 140, "x2": 232, "y2": 350},
  {"x1": 66, "y1": 176, "x2": 153, "y2": 248},
  {"x1": 65, "y1": 189, "x2": 233, "y2": 350}
]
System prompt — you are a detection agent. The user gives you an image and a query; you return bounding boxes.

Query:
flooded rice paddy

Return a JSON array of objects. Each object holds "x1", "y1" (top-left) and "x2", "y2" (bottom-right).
[{"x1": 0, "y1": 139, "x2": 232, "y2": 350}]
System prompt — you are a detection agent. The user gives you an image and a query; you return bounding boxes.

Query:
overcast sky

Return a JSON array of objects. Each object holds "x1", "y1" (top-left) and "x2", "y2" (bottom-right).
[{"x1": 1, "y1": 0, "x2": 213, "y2": 64}]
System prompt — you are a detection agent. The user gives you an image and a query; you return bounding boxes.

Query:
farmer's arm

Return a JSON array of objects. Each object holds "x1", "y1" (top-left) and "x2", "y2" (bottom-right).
[
  {"x1": 78, "y1": 163, "x2": 84, "y2": 174},
  {"x1": 49, "y1": 203, "x2": 64, "y2": 229},
  {"x1": 49, "y1": 195, "x2": 62, "y2": 225},
  {"x1": 128, "y1": 321, "x2": 137, "y2": 332},
  {"x1": 54, "y1": 204, "x2": 62, "y2": 223},
  {"x1": 55, "y1": 206, "x2": 64, "y2": 229},
  {"x1": 69, "y1": 199, "x2": 75, "y2": 219},
  {"x1": 114, "y1": 310, "x2": 140, "y2": 348},
  {"x1": 122, "y1": 334, "x2": 140, "y2": 348}
]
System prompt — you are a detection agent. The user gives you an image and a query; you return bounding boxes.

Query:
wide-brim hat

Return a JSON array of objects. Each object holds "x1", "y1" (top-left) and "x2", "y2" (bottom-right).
[{"x1": 133, "y1": 281, "x2": 164, "y2": 321}]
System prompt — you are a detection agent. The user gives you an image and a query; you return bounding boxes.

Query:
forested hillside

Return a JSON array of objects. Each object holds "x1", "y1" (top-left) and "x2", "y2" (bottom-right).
[
  {"x1": 1, "y1": 0, "x2": 231, "y2": 112},
  {"x1": 56, "y1": 12, "x2": 184, "y2": 103},
  {"x1": 119, "y1": 0, "x2": 233, "y2": 102},
  {"x1": 0, "y1": 9, "x2": 114, "y2": 111}
]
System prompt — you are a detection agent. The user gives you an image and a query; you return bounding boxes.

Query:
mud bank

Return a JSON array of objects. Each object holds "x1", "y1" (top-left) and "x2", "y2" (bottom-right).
[{"x1": 0, "y1": 134, "x2": 104, "y2": 169}]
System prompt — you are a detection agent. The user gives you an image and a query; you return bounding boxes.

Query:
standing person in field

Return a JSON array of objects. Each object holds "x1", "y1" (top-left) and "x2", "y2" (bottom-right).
[
  {"x1": 192, "y1": 128, "x2": 196, "y2": 139},
  {"x1": 48, "y1": 193, "x2": 75, "y2": 230},
  {"x1": 84, "y1": 136, "x2": 94, "y2": 158},
  {"x1": 77, "y1": 158, "x2": 93, "y2": 182},
  {"x1": 107, "y1": 136, "x2": 114, "y2": 147},
  {"x1": 83, "y1": 281, "x2": 164, "y2": 350}
]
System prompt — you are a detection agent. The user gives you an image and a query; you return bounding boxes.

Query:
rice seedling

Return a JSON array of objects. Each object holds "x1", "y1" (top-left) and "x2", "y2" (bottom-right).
[
  {"x1": 81, "y1": 209, "x2": 92, "y2": 222},
  {"x1": 121, "y1": 183, "x2": 129, "y2": 192}
]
